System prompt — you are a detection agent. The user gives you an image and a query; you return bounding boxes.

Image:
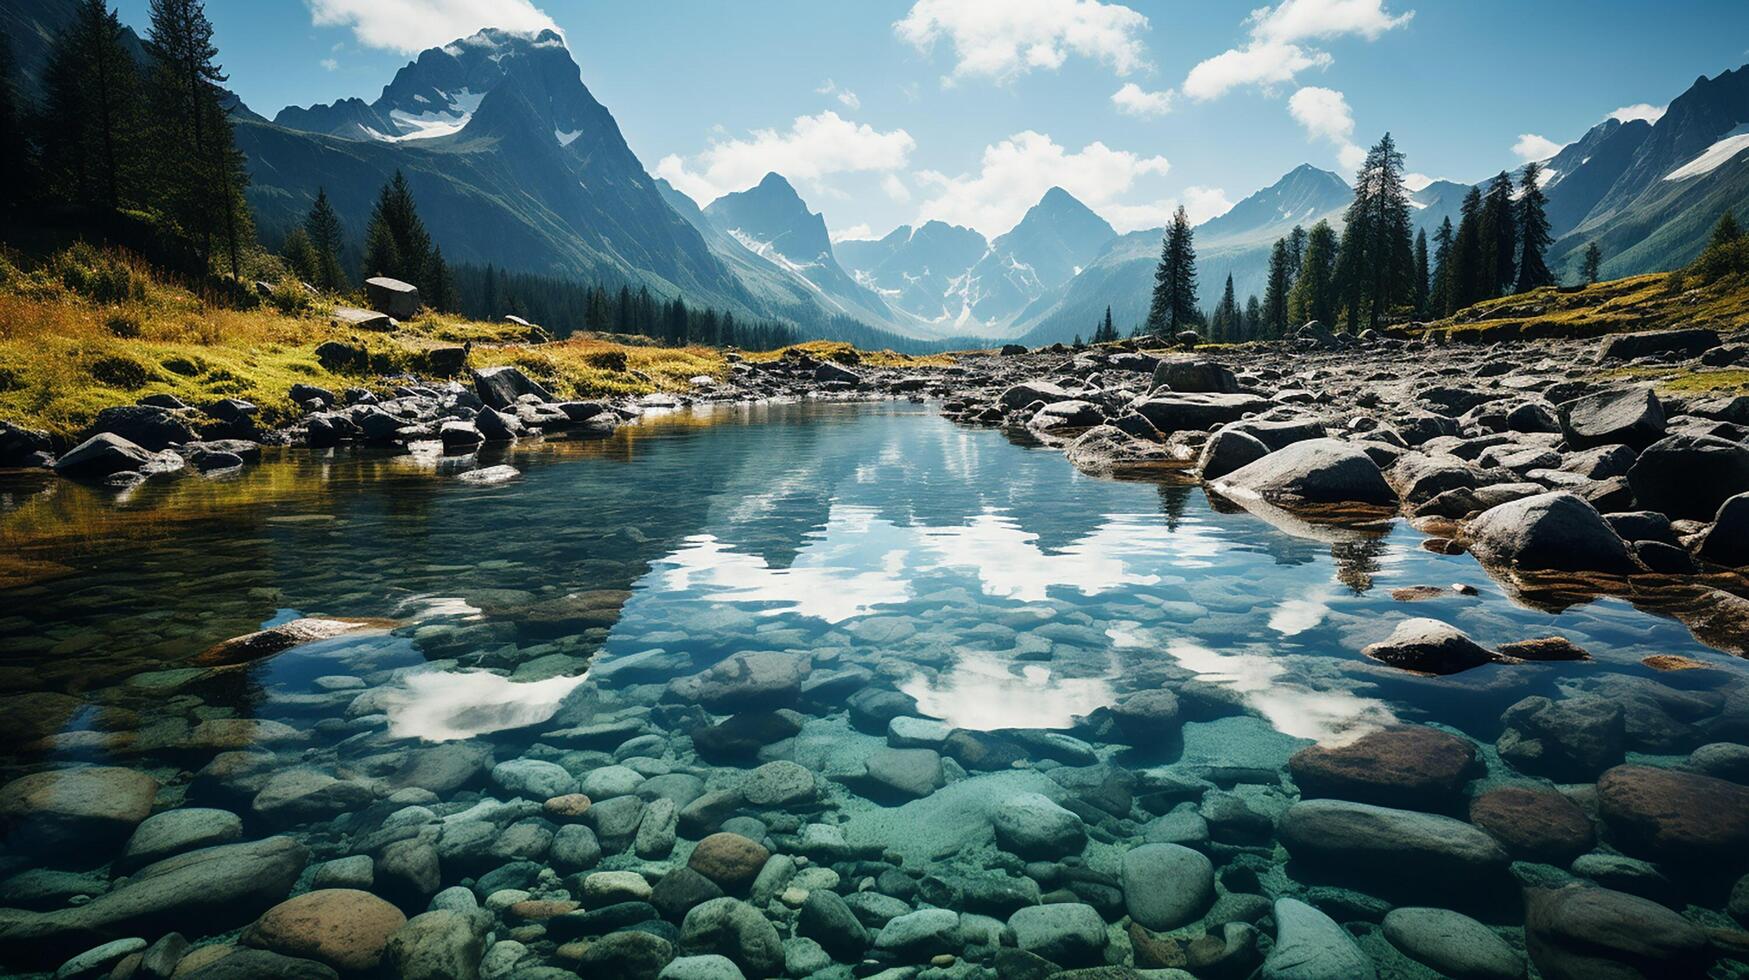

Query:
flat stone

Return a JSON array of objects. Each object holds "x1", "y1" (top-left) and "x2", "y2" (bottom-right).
[
  {"x1": 1382, "y1": 906, "x2": 1523, "y2": 980},
  {"x1": 1289, "y1": 726, "x2": 1479, "y2": 810},
  {"x1": 491, "y1": 760, "x2": 578, "y2": 800},
  {"x1": 1277, "y1": 799, "x2": 1510, "y2": 885},
  {"x1": 990, "y1": 792, "x2": 1087, "y2": 859},
  {"x1": 0, "y1": 766, "x2": 159, "y2": 855},
  {"x1": 1596, "y1": 763, "x2": 1749, "y2": 865},
  {"x1": 872, "y1": 908, "x2": 960, "y2": 961},
  {"x1": 861, "y1": 748, "x2": 944, "y2": 799},
  {"x1": 1259, "y1": 898, "x2": 1376, "y2": 980},
  {"x1": 120, "y1": 808, "x2": 243, "y2": 871},
  {"x1": 1007, "y1": 903, "x2": 1107, "y2": 967},
  {"x1": 1468, "y1": 786, "x2": 1594, "y2": 862},
  {"x1": 1525, "y1": 884, "x2": 1708, "y2": 980}
]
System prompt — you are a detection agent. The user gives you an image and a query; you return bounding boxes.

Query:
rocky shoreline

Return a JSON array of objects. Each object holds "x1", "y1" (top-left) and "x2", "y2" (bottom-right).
[{"x1": 2, "y1": 326, "x2": 1749, "y2": 979}]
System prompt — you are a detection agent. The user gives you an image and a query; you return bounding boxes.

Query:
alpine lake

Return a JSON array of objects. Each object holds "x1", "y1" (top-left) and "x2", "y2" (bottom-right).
[{"x1": 2, "y1": 399, "x2": 1747, "y2": 979}]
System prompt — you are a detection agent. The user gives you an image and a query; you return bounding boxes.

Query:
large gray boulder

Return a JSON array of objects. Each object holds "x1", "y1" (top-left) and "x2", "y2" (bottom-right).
[
  {"x1": 1699, "y1": 492, "x2": 1749, "y2": 567},
  {"x1": 990, "y1": 792, "x2": 1086, "y2": 858},
  {"x1": 364, "y1": 277, "x2": 421, "y2": 319},
  {"x1": 1464, "y1": 491, "x2": 1639, "y2": 575},
  {"x1": 0, "y1": 420, "x2": 51, "y2": 468},
  {"x1": 51, "y1": 432, "x2": 155, "y2": 480},
  {"x1": 1151, "y1": 358, "x2": 1239, "y2": 393},
  {"x1": 1557, "y1": 387, "x2": 1665, "y2": 450},
  {"x1": 1212, "y1": 439, "x2": 1397, "y2": 508},
  {"x1": 678, "y1": 898, "x2": 783, "y2": 976},
  {"x1": 1595, "y1": 328, "x2": 1720, "y2": 363},
  {"x1": 1198, "y1": 428, "x2": 1271, "y2": 480},
  {"x1": 999, "y1": 381, "x2": 1074, "y2": 410},
  {"x1": 1121, "y1": 843, "x2": 1214, "y2": 930},
  {"x1": 470, "y1": 366, "x2": 554, "y2": 410},
  {"x1": 1626, "y1": 434, "x2": 1749, "y2": 521},
  {"x1": 1007, "y1": 903, "x2": 1107, "y2": 967},
  {"x1": 87, "y1": 405, "x2": 196, "y2": 450},
  {"x1": 1134, "y1": 393, "x2": 1270, "y2": 433}
]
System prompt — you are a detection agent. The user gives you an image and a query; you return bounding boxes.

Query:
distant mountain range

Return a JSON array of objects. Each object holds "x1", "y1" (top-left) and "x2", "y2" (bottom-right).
[{"x1": 10, "y1": 0, "x2": 1746, "y2": 350}]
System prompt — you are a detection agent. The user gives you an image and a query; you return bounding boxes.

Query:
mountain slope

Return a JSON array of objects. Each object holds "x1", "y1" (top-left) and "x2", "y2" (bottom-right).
[
  {"x1": 837, "y1": 221, "x2": 990, "y2": 334},
  {"x1": 701, "y1": 174, "x2": 896, "y2": 328},
  {"x1": 1012, "y1": 166, "x2": 1353, "y2": 345}
]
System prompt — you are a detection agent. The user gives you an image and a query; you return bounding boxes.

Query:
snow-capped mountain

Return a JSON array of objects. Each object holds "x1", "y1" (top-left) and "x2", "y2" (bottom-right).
[
  {"x1": 273, "y1": 28, "x2": 567, "y2": 142},
  {"x1": 831, "y1": 188, "x2": 1116, "y2": 337},
  {"x1": 699, "y1": 174, "x2": 894, "y2": 327}
]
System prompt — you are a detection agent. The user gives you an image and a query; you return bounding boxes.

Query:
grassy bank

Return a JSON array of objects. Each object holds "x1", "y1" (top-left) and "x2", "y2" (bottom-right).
[
  {"x1": 1426, "y1": 271, "x2": 1749, "y2": 344},
  {"x1": 0, "y1": 247, "x2": 945, "y2": 441}
]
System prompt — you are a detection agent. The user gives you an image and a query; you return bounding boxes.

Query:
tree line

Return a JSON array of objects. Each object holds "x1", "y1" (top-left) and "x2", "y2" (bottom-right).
[
  {"x1": 0, "y1": 2, "x2": 812, "y2": 351},
  {"x1": 1129, "y1": 133, "x2": 1595, "y2": 345},
  {"x1": 2, "y1": 0, "x2": 250, "y2": 279}
]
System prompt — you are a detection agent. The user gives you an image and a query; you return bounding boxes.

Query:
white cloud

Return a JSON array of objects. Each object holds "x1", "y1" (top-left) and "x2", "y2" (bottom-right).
[
  {"x1": 1183, "y1": 41, "x2": 1331, "y2": 100},
  {"x1": 914, "y1": 131, "x2": 1170, "y2": 236},
  {"x1": 1512, "y1": 133, "x2": 1563, "y2": 162},
  {"x1": 1288, "y1": 86, "x2": 1365, "y2": 173},
  {"x1": 1102, "y1": 185, "x2": 1234, "y2": 231},
  {"x1": 831, "y1": 224, "x2": 876, "y2": 243},
  {"x1": 1183, "y1": 0, "x2": 1409, "y2": 101},
  {"x1": 1608, "y1": 102, "x2": 1667, "y2": 125},
  {"x1": 1182, "y1": 186, "x2": 1236, "y2": 223},
  {"x1": 1111, "y1": 82, "x2": 1173, "y2": 117},
  {"x1": 817, "y1": 79, "x2": 862, "y2": 110},
  {"x1": 882, "y1": 174, "x2": 913, "y2": 203},
  {"x1": 1250, "y1": 0, "x2": 1414, "y2": 43},
  {"x1": 320, "y1": 57, "x2": 339, "y2": 72},
  {"x1": 307, "y1": 0, "x2": 559, "y2": 54},
  {"x1": 654, "y1": 111, "x2": 916, "y2": 205},
  {"x1": 894, "y1": 0, "x2": 1150, "y2": 83}
]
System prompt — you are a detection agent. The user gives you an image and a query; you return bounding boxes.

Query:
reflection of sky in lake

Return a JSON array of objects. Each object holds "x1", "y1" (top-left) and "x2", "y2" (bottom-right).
[{"x1": 18, "y1": 401, "x2": 1745, "y2": 751}]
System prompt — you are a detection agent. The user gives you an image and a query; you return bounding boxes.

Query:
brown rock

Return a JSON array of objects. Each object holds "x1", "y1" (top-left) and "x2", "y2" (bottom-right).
[
  {"x1": 1641, "y1": 654, "x2": 1707, "y2": 671},
  {"x1": 508, "y1": 900, "x2": 579, "y2": 921},
  {"x1": 0, "y1": 766, "x2": 160, "y2": 852},
  {"x1": 1598, "y1": 764, "x2": 1749, "y2": 865},
  {"x1": 1496, "y1": 637, "x2": 1590, "y2": 661},
  {"x1": 1127, "y1": 921, "x2": 1186, "y2": 969},
  {"x1": 687, "y1": 832, "x2": 770, "y2": 890},
  {"x1": 1469, "y1": 786, "x2": 1595, "y2": 862},
  {"x1": 1289, "y1": 726, "x2": 1480, "y2": 810},
  {"x1": 543, "y1": 794, "x2": 592, "y2": 820},
  {"x1": 1390, "y1": 586, "x2": 1449, "y2": 602},
  {"x1": 1525, "y1": 884, "x2": 1709, "y2": 980},
  {"x1": 195, "y1": 618, "x2": 393, "y2": 667},
  {"x1": 242, "y1": 888, "x2": 407, "y2": 973}
]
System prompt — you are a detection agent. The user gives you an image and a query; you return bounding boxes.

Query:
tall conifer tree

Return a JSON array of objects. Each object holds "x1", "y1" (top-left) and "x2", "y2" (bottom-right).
[
  {"x1": 1450, "y1": 188, "x2": 1485, "y2": 309},
  {"x1": 1262, "y1": 238, "x2": 1292, "y2": 335},
  {"x1": 1514, "y1": 161, "x2": 1554, "y2": 292},
  {"x1": 1429, "y1": 217, "x2": 1455, "y2": 315},
  {"x1": 1477, "y1": 171, "x2": 1516, "y2": 298},
  {"x1": 42, "y1": 0, "x2": 142, "y2": 214},
  {"x1": 1413, "y1": 228, "x2": 1430, "y2": 317},
  {"x1": 303, "y1": 188, "x2": 346, "y2": 290},
  {"x1": 1146, "y1": 205, "x2": 1198, "y2": 336}
]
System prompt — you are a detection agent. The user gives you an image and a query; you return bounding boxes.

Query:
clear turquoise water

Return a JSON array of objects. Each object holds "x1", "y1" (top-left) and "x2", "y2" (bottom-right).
[{"x1": 1, "y1": 400, "x2": 1745, "y2": 974}]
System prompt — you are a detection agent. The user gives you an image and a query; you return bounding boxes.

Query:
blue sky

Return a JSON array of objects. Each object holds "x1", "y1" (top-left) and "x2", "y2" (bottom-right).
[{"x1": 115, "y1": 1, "x2": 1749, "y2": 241}]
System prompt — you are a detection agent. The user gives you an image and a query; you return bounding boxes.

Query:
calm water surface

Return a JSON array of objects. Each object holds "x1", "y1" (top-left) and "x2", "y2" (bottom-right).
[{"x1": 1, "y1": 400, "x2": 1745, "y2": 975}]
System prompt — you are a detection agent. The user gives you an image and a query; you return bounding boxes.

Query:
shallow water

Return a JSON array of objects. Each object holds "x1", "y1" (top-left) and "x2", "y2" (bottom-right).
[{"x1": 2, "y1": 400, "x2": 1747, "y2": 975}]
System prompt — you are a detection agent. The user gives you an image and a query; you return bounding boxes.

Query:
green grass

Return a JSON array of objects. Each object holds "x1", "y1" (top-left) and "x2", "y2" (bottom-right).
[{"x1": 1424, "y1": 272, "x2": 1749, "y2": 343}]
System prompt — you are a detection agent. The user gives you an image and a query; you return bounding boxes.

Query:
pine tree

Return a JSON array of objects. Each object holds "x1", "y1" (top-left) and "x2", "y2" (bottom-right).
[
  {"x1": 1334, "y1": 133, "x2": 1415, "y2": 331},
  {"x1": 1450, "y1": 187, "x2": 1485, "y2": 309},
  {"x1": 0, "y1": 30, "x2": 31, "y2": 213},
  {"x1": 1243, "y1": 295, "x2": 1261, "y2": 342},
  {"x1": 1694, "y1": 211, "x2": 1747, "y2": 283},
  {"x1": 1477, "y1": 171, "x2": 1516, "y2": 298},
  {"x1": 1288, "y1": 219, "x2": 1339, "y2": 329},
  {"x1": 303, "y1": 188, "x2": 346, "y2": 290},
  {"x1": 1262, "y1": 238, "x2": 1292, "y2": 336},
  {"x1": 1145, "y1": 205, "x2": 1198, "y2": 336},
  {"x1": 362, "y1": 171, "x2": 433, "y2": 287},
  {"x1": 1430, "y1": 217, "x2": 1455, "y2": 315},
  {"x1": 1287, "y1": 225, "x2": 1307, "y2": 279},
  {"x1": 1514, "y1": 161, "x2": 1554, "y2": 292},
  {"x1": 41, "y1": 0, "x2": 143, "y2": 215},
  {"x1": 146, "y1": 0, "x2": 252, "y2": 277},
  {"x1": 1101, "y1": 305, "x2": 1116, "y2": 343},
  {"x1": 1413, "y1": 228, "x2": 1430, "y2": 317},
  {"x1": 280, "y1": 227, "x2": 316, "y2": 281},
  {"x1": 425, "y1": 245, "x2": 454, "y2": 312},
  {"x1": 1581, "y1": 243, "x2": 1603, "y2": 285},
  {"x1": 1211, "y1": 274, "x2": 1238, "y2": 341}
]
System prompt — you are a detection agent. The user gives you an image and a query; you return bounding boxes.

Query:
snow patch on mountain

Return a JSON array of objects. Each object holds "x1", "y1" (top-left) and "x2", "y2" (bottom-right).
[
  {"x1": 556, "y1": 129, "x2": 582, "y2": 147},
  {"x1": 1664, "y1": 126, "x2": 1749, "y2": 182},
  {"x1": 376, "y1": 88, "x2": 485, "y2": 142}
]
